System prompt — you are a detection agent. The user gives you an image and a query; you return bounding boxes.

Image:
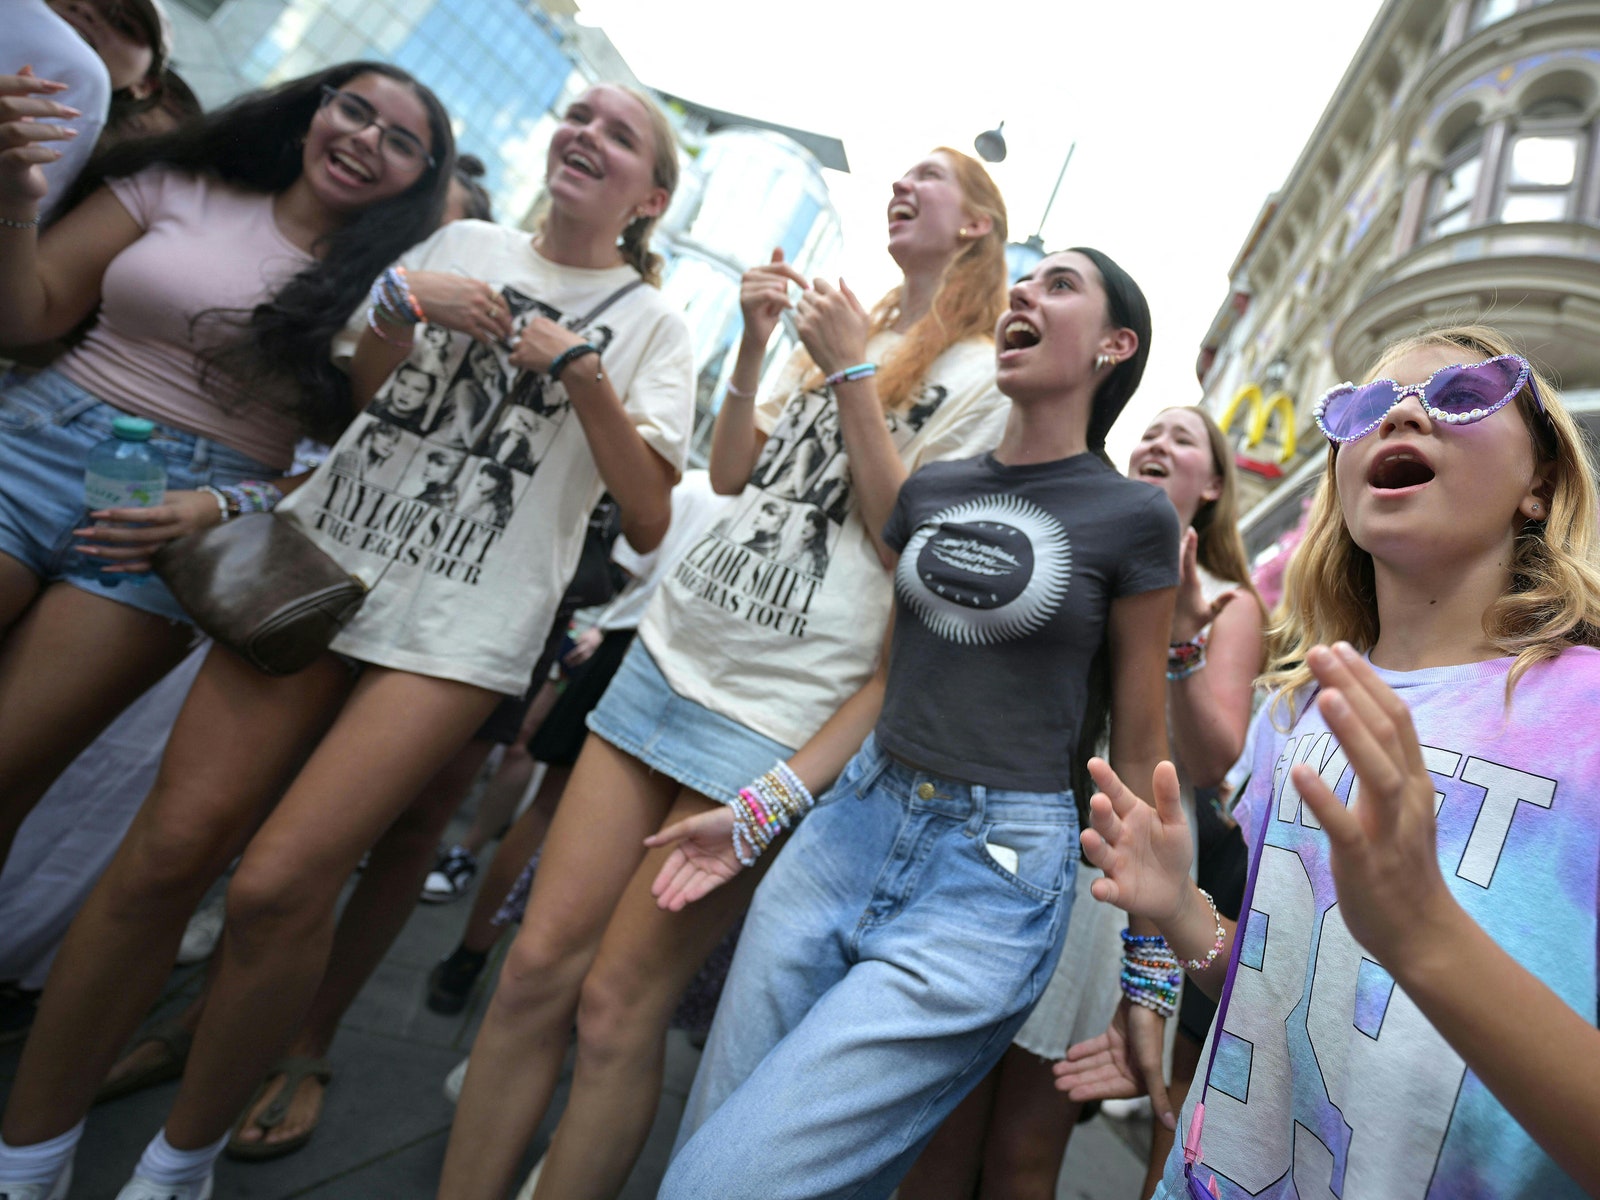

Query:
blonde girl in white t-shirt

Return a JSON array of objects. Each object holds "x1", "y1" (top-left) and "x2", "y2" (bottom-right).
[
  {"x1": 0, "y1": 83, "x2": 690, "y2": 1200},
  {"x1": 439, "y1": 149, "x2": 1014, "y2": 1200}
]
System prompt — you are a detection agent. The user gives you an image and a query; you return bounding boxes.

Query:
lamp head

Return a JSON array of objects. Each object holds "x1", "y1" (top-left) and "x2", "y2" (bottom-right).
[{"x1": 974, "y1": 122, "x2": 1007, "y2": 163}]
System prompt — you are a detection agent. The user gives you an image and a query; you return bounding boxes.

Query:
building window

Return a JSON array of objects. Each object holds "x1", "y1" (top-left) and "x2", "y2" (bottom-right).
[
  {"x1": 1470, "y1": 0, "x2": 1550, "y2": 30},
  {"x1": 1470, "y1": 0, "x2": 1520, "y2": 30},
  {"x1": 1425, "y1": 132, "x2": 1482, "y2": 239},
  {"x1": 1498, "y1": 99, "x2": 1586, "y2": 223}
]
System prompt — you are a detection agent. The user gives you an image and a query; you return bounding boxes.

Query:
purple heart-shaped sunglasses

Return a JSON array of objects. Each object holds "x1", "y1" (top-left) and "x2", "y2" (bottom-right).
[{"x1": 1312, "y1": 353, "x2": 1545, "y2": 445}]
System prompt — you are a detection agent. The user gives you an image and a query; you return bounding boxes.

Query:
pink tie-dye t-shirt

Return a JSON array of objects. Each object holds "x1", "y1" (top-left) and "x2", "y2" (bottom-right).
[{"x1": 1159, "y1": 648, "x2": 1600, "y2": 1200}]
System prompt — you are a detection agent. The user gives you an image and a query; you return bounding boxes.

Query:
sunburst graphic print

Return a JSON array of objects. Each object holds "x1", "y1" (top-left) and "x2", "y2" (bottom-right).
[{"x1": 896, "y1": 495, "x2": 1071, "y2": 644}]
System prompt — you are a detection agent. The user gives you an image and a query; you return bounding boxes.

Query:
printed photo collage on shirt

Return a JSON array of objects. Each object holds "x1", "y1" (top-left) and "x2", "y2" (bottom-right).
[
  {"x1": 333, "y1": 286, "x2": 614, "y2": 530},
  {"x1": 718, "y1": 379, "x2": 951, "y2": 581}
]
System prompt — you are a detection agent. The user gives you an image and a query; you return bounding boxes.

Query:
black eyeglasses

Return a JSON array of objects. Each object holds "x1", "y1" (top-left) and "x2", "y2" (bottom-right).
[{"x1": 318, "y1": 86, "x2": 435, "y2": 170}]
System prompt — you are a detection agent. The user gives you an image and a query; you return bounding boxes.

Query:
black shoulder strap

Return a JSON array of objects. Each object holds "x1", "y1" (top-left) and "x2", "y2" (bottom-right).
[{"x1": 566, "y1": 278, "x2": 647, "y2": 332}]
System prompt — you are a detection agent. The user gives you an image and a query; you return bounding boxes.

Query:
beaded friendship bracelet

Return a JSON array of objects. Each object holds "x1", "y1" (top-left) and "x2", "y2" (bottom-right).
[
  {"x1": 0, "y1": 213, "x2": 42, "y2": 230},
  {"x1": 730, "y1": 760, "x2": 817, "y2": 867},
  {"x1": 1178, "y1": 887, "x2": 1227, "y2": 972},
  {"x1": 366, "y1": 266, "x2": 426, "y2": 346},
  {"x1": 1120, "y1": 928, "x2": 1181, "y2": 1018},
  {"x1": 824, "y1": 362, "x2": 877, "y2": 388},
  {"x1": 1167, "y1": 629, "x2": 1208, "y2": 681},
  {"x1": 197, "y1": 485, "x2": 231, "y2": 525}
]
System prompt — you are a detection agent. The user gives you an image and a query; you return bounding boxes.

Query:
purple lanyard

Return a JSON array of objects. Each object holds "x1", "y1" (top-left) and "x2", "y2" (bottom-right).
[{"x1": 1182, "y1": 699, "x2": 1305, "y2": 1199}]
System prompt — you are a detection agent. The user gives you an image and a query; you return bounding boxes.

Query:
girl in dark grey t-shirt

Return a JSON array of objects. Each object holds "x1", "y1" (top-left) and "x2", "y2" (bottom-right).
[{"x1": 648, "y1": 248, "x2": 1181, "y2": 1200}]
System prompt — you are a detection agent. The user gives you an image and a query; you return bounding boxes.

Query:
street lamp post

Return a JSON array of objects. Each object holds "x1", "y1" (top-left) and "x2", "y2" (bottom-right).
[{"x1": 975, "y1": 122, "x2": 1077, "y2": 277}]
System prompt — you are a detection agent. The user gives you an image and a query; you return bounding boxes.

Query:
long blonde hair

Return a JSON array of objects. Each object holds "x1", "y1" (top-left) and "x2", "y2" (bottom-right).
[
  {"x1": 615, "y1": 86, "x2": 678, "y2": 288},
  {"x1": 800, "y1": 148, "x2": 1008, "y2": 410},
  {"x1": 1262, "y1": 324, "x2": 1600, "y2": 721}
]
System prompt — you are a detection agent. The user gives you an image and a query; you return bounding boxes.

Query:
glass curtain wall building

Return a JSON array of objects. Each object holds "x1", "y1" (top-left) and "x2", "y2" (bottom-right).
[
  {"x1": 166, "y1": 0, "x2": 578, "y2": 220},
  {"x1": 164, "y1": 0, "x2": 847, "y2": 459}
]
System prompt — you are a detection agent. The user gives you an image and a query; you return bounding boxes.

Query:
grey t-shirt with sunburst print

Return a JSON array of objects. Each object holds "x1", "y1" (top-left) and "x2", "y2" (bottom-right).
[{"x1": 876, "y1": 452, "x2": 1179, "y2": 792}]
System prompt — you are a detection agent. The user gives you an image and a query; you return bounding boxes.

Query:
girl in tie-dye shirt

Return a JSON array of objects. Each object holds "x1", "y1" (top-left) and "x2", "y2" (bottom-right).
[{"x1": 1056, "y1": 324, "x2": 1600, "y2": 1199}]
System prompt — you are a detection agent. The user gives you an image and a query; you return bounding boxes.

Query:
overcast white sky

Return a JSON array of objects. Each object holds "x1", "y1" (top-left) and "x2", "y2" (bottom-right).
[{"x1": 580, "y1": 0, "x2": 1387, "y2": 465}]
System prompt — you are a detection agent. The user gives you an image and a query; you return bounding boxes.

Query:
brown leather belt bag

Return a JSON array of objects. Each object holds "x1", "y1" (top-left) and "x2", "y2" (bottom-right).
[{"x1": 154, "y1": 514, "x2": 367, "y2": 676}]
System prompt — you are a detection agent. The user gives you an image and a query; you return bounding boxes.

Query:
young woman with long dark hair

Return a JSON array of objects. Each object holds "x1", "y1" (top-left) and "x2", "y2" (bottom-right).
[
  {"x1": 439, "y1": 148, "x2": 1014, "y2": 1200},
  {"x1": 0, "y1": 60, "x2": 455, "y2": 871},
  {"x1": 0, "y1": 81, "x2": 692, "y2": 1199},
  {"x1": 899, "y1": 404, "x2": 1265, "y2": 1200},
  {"x1": 649, "y1": 248, "x2": 1178, "y2": 1200}
]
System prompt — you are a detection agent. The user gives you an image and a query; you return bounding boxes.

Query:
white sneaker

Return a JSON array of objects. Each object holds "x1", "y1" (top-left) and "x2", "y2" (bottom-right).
[
  {"x1": 114, "y1": 1172, "x2": 213, "y2": 1200},
  {"x1": 421, "y1": 845, "x2": 478, "y2": 904},
  {"x1": 0, "y1": 1160, "x2": 72, "y2": 1200},
  {"x1": 442, "y1": 1055, "x2": 469, "y2": 1104},
  {"x1": 175, "y1": 895, "x2": 226, "y2": 966}
]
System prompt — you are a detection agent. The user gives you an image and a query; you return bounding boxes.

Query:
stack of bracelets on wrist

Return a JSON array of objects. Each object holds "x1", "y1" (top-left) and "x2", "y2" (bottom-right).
[
  {"x1": 548, "y1": 342, "x2": 601, "y2": 383},
  {"x1": 730, "y1": 760, "x2": 815, "y2": 867},
  {"x1": 197, "y1": 480, "x2": 285, "y2": 522},
  {"x1": 1178, "y1": 887, "x2": 1227, "y2": 971},
  {"x1": 1121, "y1": 929, "x2": 1181, "y2": 1018},
  {"x1": 823, "y1": 362, "x2": 877, "y2": 387},
  {"x1": 1167, "y1": 629, "x2": 1208, "y2": 681},
  {"x1": 367, "y1": 266, "x2": 425, "y2": 346}
]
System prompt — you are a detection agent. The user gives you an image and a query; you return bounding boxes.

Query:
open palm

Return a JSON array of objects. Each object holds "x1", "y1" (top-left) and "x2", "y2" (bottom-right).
[
  {"x1": 645, "y1": 806, "x2": 744, "y2": 912},
  {"x1": 1080, "y1": 757, "x2": 1194, "y2": 924}
]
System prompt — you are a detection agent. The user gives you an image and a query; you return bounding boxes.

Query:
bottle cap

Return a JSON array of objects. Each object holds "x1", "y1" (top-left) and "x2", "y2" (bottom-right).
[{"x1": 112, "y1": 416, "x2": 156, "y2": 441}]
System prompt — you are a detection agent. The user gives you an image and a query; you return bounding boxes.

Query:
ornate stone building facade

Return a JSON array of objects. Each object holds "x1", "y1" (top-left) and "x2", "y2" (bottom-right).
[{"x1": 1198, "y1": 0, "x2": 1600, "y2": 562}]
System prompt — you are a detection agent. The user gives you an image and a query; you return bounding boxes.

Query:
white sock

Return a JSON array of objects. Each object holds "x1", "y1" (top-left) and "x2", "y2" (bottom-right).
[
  {"x1": 133, "y1": 1128, "x2": 228, "y2": 1186},
  {"x1": 0, "y1": 1120, "x2": 84, "y2": 1186}
]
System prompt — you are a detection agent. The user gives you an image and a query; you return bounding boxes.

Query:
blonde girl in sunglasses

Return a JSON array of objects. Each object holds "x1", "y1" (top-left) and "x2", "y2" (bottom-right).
[{"x1": 1056, "y1": 325, "x2": 1600, "y2": 1198}]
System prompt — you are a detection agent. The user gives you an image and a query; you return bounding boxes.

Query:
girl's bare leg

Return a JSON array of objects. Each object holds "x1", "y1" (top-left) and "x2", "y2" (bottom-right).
[
  {"x1": 0, "y1": 552, "x2": 40, "y2": 634},
  {"x1": 0, "y1": 645, "x2": 351, "y2": 1145},
  {"x1": 231, "y1": 737, "x2": 496, "y2": 1152},
  {"x1": 437, "y1": 735, "x2": 679, "y2": 1199},
  {"x1": 456, "y1": 680, "x2": 558, "y2": 857},
  {"x1": 531, "y1": 818, "x2": 767, "y2": 1200},
  {"x1": 977, "y1": 1046, "x2": 1083, "y2": 1200},
  {"x1": 897, "y1": 1064, "x2": 1001, "y2": 1200},
  {"x1": 162, "y1": 666, "x2": 500, "y2": 1149},
  {"x1": 0, "y1": 582, "x2": 193, "y2": 865},
  {"x1": 458, "y1": 765, "x2": 569, "y2": 956}
]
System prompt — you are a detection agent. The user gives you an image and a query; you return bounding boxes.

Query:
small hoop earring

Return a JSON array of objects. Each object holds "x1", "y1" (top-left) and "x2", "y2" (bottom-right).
[{"x1": 1094, "y1": 353, "x2": 1113, "y2": 372}]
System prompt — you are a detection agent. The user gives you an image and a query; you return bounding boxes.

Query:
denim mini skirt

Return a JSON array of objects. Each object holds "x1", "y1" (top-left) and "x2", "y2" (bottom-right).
[
  {"x1": 586, "y1": 640, "x2": 795, "y2": 805},
  {"x1": 0, "y1": 369, "x2": 274, "y2": 624}
]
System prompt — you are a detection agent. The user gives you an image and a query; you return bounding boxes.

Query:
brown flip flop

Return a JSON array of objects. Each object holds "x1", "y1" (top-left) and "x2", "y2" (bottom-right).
[
  {"x1": 93, "y1": 1018, "x2": 193, "y2": 1104},
  {"x1": 225, "y1": 1056, "x2": 333, "y2": 1162}
]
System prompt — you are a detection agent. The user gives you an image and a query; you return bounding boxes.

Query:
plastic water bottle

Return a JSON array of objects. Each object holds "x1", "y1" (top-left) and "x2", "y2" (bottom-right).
[{"x1": 72, "y1": 416, "x2": 167, "y2": 588}]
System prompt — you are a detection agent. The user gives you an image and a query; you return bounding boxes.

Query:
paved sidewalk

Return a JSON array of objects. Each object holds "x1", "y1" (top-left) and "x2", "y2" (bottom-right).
[{"x1": 0, "y1": 826, "x2": 1150, "y2": 1198}]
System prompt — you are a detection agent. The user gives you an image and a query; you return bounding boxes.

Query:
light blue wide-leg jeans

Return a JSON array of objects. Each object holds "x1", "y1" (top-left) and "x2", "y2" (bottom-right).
[{"x1": 661, "y1": 734, "x2": 1079, "y2": 1200}]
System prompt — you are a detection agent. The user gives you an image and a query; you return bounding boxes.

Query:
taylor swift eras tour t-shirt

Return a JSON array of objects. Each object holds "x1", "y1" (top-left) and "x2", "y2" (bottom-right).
[
  {"x1": 638, "y1": 334, "x2": 1010, "y2": 750},
  {"x1": 875, "y1": 451, "x2": 1179, "y2": 791},
  {"x1": 277, "y1": 221, "x2": 694, "y2": 694},
  {"x1": 1161, "y1": 650, "x2": 1600, "y2": 1200}
]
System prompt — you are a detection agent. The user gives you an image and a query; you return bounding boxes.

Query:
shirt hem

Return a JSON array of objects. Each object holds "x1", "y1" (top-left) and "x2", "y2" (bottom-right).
[
  {"x1": 873, "y1": 725, "x2": 1073, "y2": 793},
  {"x1": 327, "y1": 637, "x2": 526, "y2": 696}
]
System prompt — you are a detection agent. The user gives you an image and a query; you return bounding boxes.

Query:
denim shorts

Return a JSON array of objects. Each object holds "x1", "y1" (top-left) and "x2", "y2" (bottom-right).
[
  {"x1": 0, "y1": 369, "x2": 275, "y2": 624},
  {"x1": 662, "y1": 734, "x2": 1079, "y2": 1199},
  {"x1": 585, "y1": 640, "x2": 795, "y2": 804}
]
